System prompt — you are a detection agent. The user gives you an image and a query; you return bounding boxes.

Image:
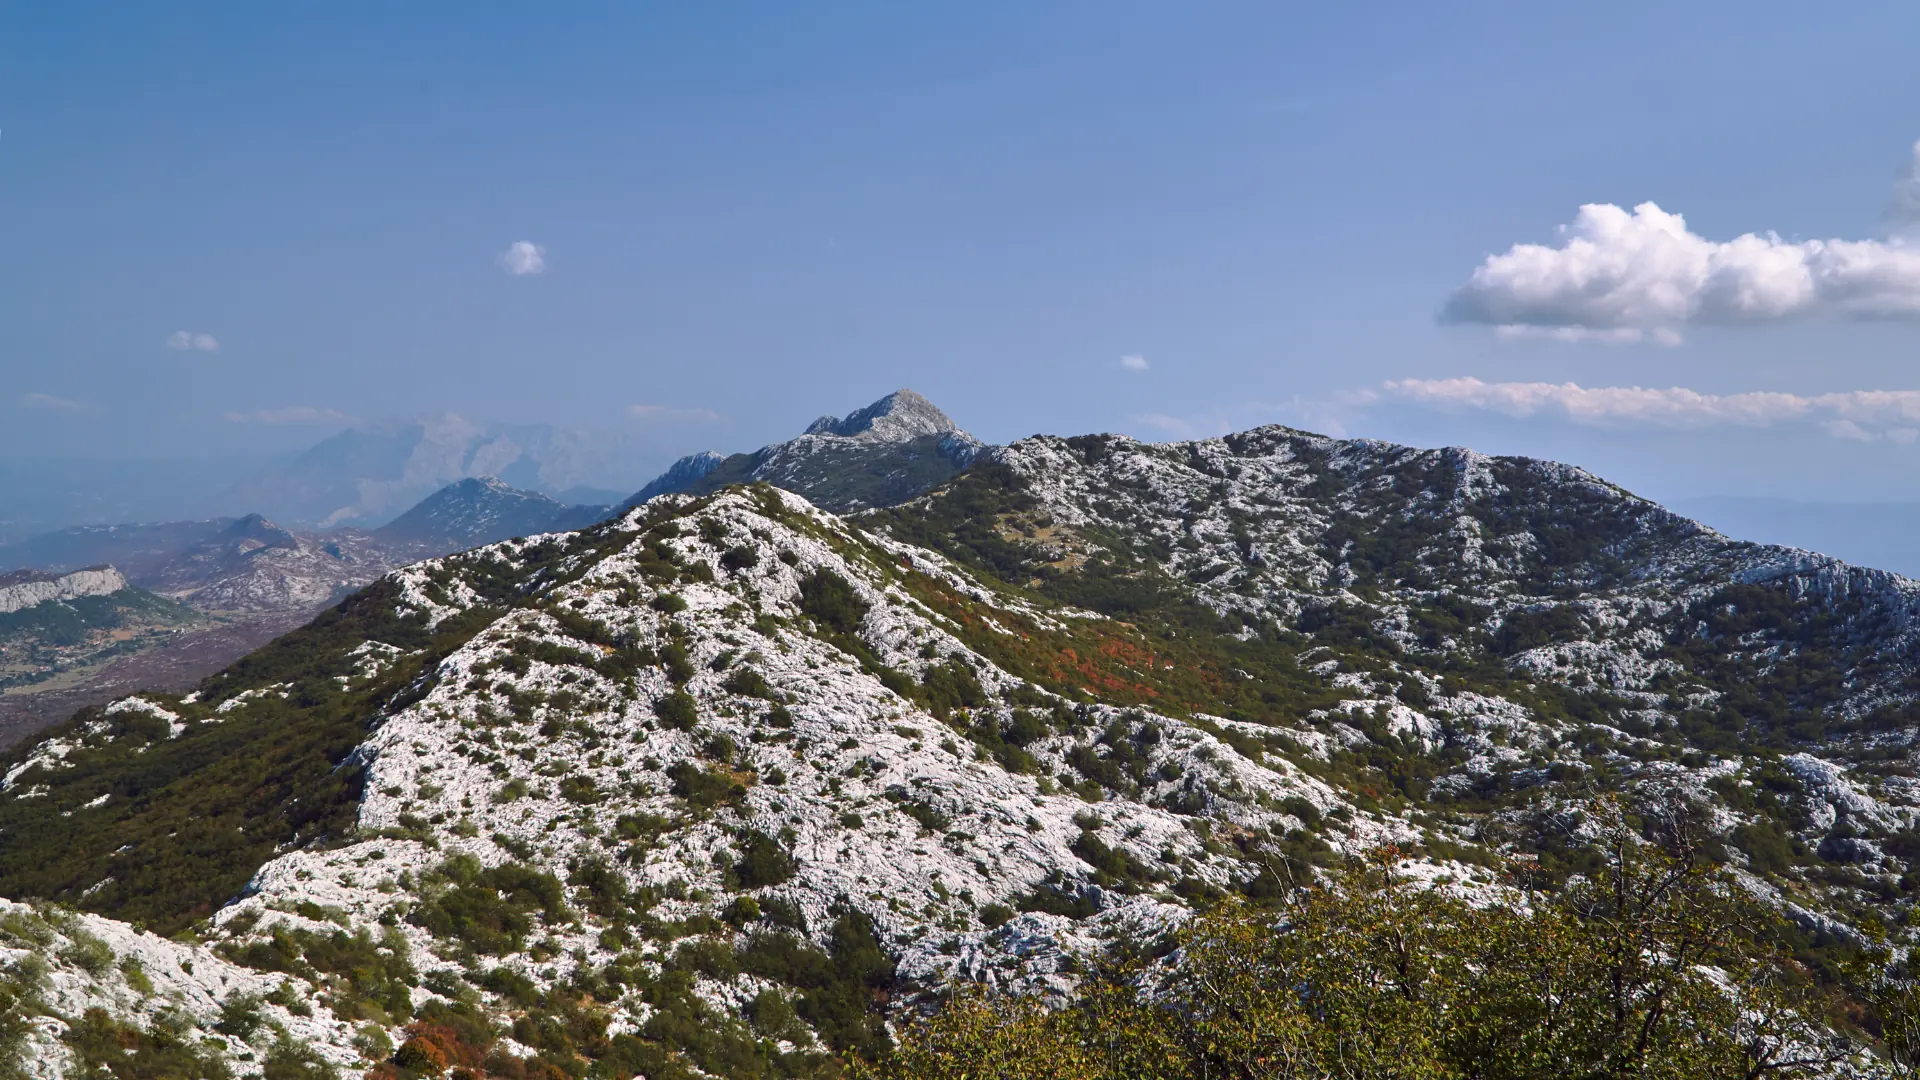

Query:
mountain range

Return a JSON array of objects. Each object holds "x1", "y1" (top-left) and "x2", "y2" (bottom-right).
[
  {"x1": 0, "y1": 393, "x2": 975, "y2": 744},
  {"x1": 215, "y1": 414, "x2": 637, "y2": 528},
  {"x1": 0, "y1": 484, "x2": 614, "y2": 744},
  {"x1": 3, "y1": 393, "x2": 1920, "y2": 1073}
]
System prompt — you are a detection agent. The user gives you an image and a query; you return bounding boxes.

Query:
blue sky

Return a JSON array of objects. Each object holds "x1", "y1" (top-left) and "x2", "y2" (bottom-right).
[{"x1": 8, "y1": 2, "x2": 1920, "y2": 503}]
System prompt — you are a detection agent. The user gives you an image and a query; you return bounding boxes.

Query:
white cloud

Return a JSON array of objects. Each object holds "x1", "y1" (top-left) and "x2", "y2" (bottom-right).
[
  {"x1": 1128, "y1": 413, "x2": 1194, "y2": 438},
  {"x1": 1490, "y1": 324, "x2": 1684, "y2": 346},
  {"x1": 223, "y1": 406, "x2": 347, "y2": 425},
  {"x1": 1446, "y1": 155, "x2": 1920, "y2": 340},
  {"x1": 1120, "y1": 354, "x2": 1149, "y2": 371},
  {"x1": 629, "y1": 404, "x2": 720, "y2": 422},
  {"x1": 497, "y1": 241, "x2": 547, "y2": 276},
  {"x1": 19, "y1": 392, "x2": 85, "y2": 412},
  {"x1": 1370, "y1": 376, "x2": 1920, "y2": 440},
  {"x1": 166, "y1": 330, "x2": 220, "y2": 351}
]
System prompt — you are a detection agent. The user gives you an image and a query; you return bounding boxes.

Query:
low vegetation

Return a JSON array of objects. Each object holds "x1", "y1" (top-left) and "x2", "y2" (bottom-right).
[{"x1": 870, "y1": 807, "x2": 1900, "y2": 1079}]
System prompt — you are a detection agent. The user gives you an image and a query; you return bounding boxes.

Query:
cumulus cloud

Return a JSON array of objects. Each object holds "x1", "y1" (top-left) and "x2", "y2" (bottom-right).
[
  {"x1": 497, "y1": 241, "x2": 547, "y2": 276},
  {"x1": 629, "y1": 404, "x2": 721, "y2": 422},
  {"x1": 19, "y1": 392, "x2": 86, "y2": 412},
  {"x1": 1446, "y1": 140, "x2": 1920, "y2": 341},
  {"x1": 223, "y1": 406, "x2": 347, "y2": 425},
  {"x1": 166, "y1": 330, "x2": 220, "y2": 351},
  {"x1": 1120, "y1": 354, "x2": 1150, "y2": 371},
  {"x1": 1128, "y1": 413, "x2": 1194, "y2": 438},
  {"x1": 1367, "y1": 376, "x2": 1920, "y2": 441}
]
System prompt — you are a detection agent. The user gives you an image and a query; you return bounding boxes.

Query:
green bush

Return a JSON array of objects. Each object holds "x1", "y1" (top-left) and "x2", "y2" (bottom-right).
[
  {"x1": 733, "y1": 832, "x2": 797, "y2": 889},
  {"x1": 723, "y1": 667, "x2": 773, "y2": 699},
  {"x1": 871, "y1": 817, "x2": 1878, "y2": 1080},
  {"x1": 407, "y1": 857, "x2": 569, "y2": 955},
  {"x1": 798, "y1": 570, "x2": 868, "y2": 635},
  {"x1": 656, "y1": 689, "x2": 698, "y2": 731},
  {"x1": 668, "y1": 762, "x2": 745, "y2": 810}
]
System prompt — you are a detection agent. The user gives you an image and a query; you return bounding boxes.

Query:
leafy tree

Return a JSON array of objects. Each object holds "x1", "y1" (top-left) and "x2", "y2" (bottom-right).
[{"x1": 872, "y1": 801, "x2": 1860, "y2": 1080}]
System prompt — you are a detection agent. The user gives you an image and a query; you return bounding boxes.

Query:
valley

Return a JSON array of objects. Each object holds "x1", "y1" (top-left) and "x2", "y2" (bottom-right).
[{"x1": 0, "y1": 392, "x2": 981, "y2": 746}]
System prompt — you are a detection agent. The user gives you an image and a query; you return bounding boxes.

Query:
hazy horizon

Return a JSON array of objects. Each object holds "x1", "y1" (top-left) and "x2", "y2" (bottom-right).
[{"x1": 10, "y1": 4, "x2": 1920, "y2": 555}]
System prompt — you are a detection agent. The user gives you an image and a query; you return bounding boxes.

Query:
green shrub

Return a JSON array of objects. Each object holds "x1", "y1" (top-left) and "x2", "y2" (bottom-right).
[
  {"x1": 656, "y1": 690, "x2": 698, "y2": 731},
  {"x1": 660, "y1": 641, "x2": 696, "y2": 684},
  {"x1": 875, "y1": 810, "x2": 1889, "y2": 1080},
  {"x1": 920, "y1": 659, "x2": 986, "y2": 720},
  {"x1": 722, "y1": 896, "x2": 762, "y2": 926},
  {"x1": 408, "y1": 857, "x2": 569, "y2": 955},
  {"x1": 723, "y1": 667, "x2": 773, "y2": 699},
  {"x1": 1733, "y1": 820, "x2": 1798, "y2": 874},
  {"x1": 58, "y1": 927, "x2": 114, "y2": 976},
  {"x1": 733, "y1": 832, "x2": 797, "y2": 889},
  {"x1": 667, "y1": 762, "x2": 745, "y2": 810},
  {"x1": 65, "y1": 1007, "x2": 235, "y2": 1080},
  {"x1": 798, "y1": 570, "x2": 868, "y2": 635}
]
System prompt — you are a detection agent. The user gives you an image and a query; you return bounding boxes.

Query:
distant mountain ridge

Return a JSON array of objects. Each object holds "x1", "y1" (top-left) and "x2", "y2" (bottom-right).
[
  {"x1": 373, "y1": 476, "x2": 611, "y2": 552},
  {"x1": 216, "y1": 413, "x2": 644, "y2": 528},
  {"x1": 629, "y1": 451, "x2": 725, "y2": 505},
  {"x1": 0, "y1": 520, "x2": 240, "y2": 581},
  {"x1": 629, "y1": 389, "x2": 984, "y2": 512},
  {"x1": 0, "y1": 477, "x2": 610, "y2": 739}
]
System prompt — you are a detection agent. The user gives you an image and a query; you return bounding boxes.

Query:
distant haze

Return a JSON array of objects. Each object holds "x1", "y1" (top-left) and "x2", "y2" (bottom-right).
[{"x1": 0, "y1": 415, "x2": 655, "y2": 538}]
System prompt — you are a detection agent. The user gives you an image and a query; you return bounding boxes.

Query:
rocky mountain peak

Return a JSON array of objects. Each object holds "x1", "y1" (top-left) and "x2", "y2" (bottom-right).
[
  {"x1": 803, "y1": 388, "x2": 968, "y2": 444},
  {"x1": 218, "y1": 513, "x2": 300, "y2": 551},
  {"x1": 373, "y1": 475, "x2": 608, "y2": 553},
  {"x1": 628, "y1": 391, "x2": 983, "y2": 513},
  {"x1": 630, "y1": 451, "x2": 726, "y2": 505}
]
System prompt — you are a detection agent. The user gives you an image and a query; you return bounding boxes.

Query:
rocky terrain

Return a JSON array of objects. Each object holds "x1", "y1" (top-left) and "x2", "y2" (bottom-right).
[
  {"x1": 0, "y1": 568, "x2": 131, "y2": 615},
  {"x1": 0, "y1": 569, "x2": 202, "y2": 718},
  {"x1": 632, "y1": 390, "x2": 985, "y2": 513},
  {"x1": 0, "y1": 481, "x2": 611, "y2": 746},
  {"x1": 7, "y1": 412, "x2": 1920, "y2": 1073}
]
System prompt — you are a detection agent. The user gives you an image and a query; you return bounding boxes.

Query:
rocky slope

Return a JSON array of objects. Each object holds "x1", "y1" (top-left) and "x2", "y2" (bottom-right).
[
  {"x1": 0, "y1": 568, "x2": 131, "y2": 615},
  {"x1": 630, "y1": 390, "x2": 985, "y2": 514},
  {"x1": 629, "y1": 452, "x2": 725, "y2": 506},
  {"x1": 4, "y1": 421, "x2": 1920, "y2": 1074},
  {"x1": 0, "y1": 482, "x2": 607, "y2": 746}
]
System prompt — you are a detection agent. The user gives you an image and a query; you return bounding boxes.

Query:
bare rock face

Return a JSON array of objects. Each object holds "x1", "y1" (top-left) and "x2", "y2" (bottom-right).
[
  {"x1": 803, "y1": 388, "x2": 970, "y2": 444},
  {"x1": 0, "y1": 566, "x2": 129, "y2": 614}
]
